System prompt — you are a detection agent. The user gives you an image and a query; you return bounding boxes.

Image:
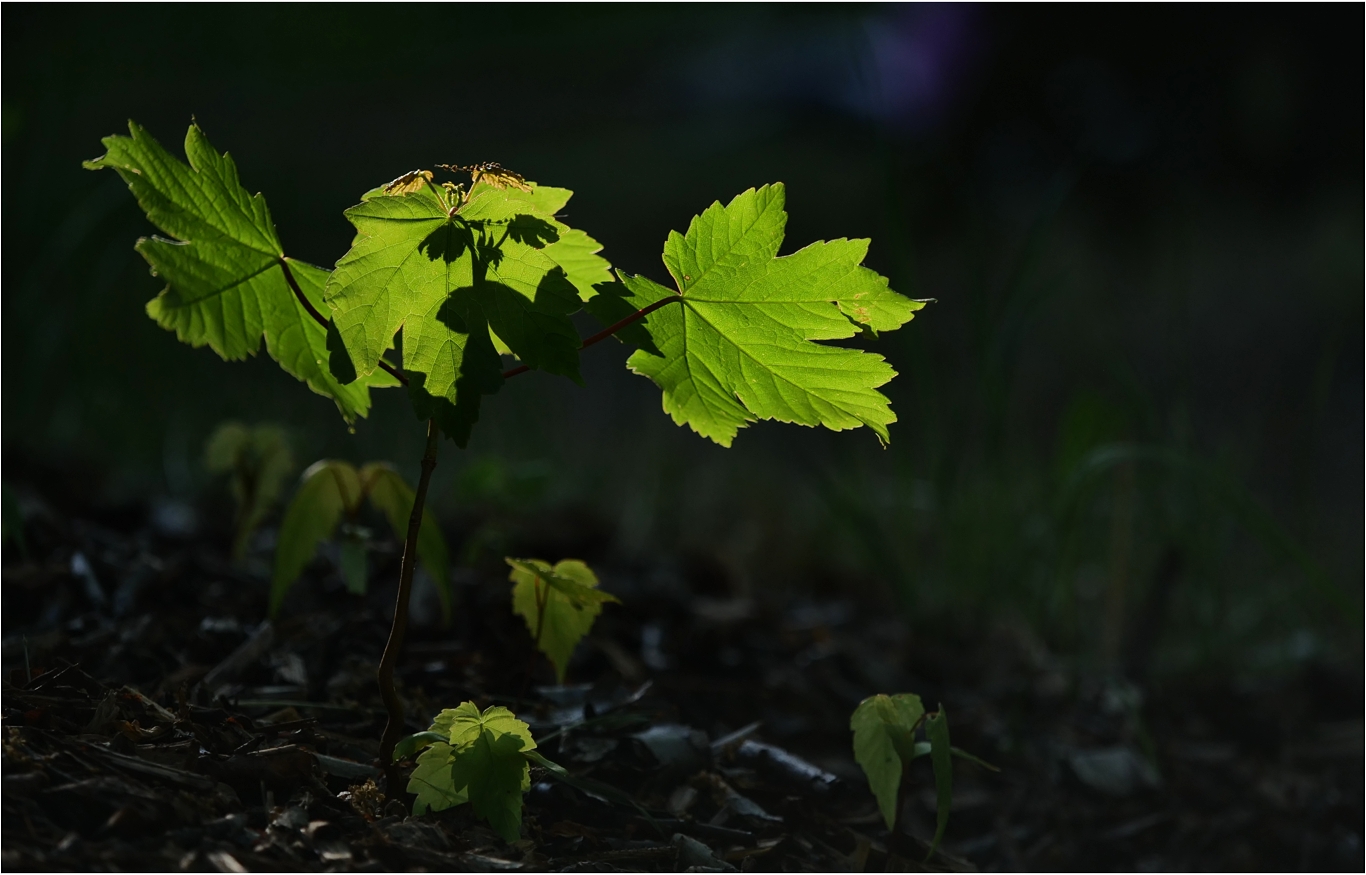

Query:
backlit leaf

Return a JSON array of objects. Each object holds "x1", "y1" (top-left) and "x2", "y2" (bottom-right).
[
  {"x1": 324, "y1": 175, "x2": 603, "y2": 445},
  {"x1": 384, "y1": 169, "x2": 434, "y2": 195},
  {"x1": 408, "y1": 741, "x2": 467, "y2": 815},
  {"x1": 607, "y1": 183, "x2": 925, "y2": 447},
  {"x1": 411, "y1": 702, "x2": 537, "y2": 842},
  {"x1": 507, "y1": 558, "x2": 619, "y2": 683},
  {"x1": 454, "y1": 161, "x2": 532, "y2": 192},
  {"x1": 84, "y1": 122, "x2": 396, "y2": 423},
  {"x1": 543, "y1": 227, "x2": 613, "y2": 301}
]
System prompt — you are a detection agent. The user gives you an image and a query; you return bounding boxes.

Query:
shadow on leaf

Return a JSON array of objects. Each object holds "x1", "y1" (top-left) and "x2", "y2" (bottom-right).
[
  {"x1": 326, "y1": 321, "x2": 359, "y2": 385},
  {"x1": 584, "y1": 282, "x2": 665, "y2": 357},
  {"x1": 505, "y1": 214, "x2": 560, "y2": 248},
  {"x1": 417, "y1": 222, "x2": 472, "y2": 265},
  {"x1": 407, "y1": 308, "x2": 502, "y2": 446}
]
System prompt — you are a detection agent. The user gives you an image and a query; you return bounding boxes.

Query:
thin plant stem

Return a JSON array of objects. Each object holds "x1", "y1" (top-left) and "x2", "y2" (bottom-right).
[
  {"x1": 378, "y1": 418, "x2": 441, "y2": 793},
  {"x1": 277, "y1": 257, "x2": 408, "y2": 386},
  {"x1": 501, "y1": 295, "x2": 681, "y2": 379}
]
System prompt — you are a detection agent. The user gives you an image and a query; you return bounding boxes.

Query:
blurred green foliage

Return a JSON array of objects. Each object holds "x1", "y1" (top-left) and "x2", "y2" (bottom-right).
[
  {"x1": 271, "y1": 460, "x2": 450, "y2": 620},
  {"x1": 203, "y1": 421, "x2": 294, "y2": 561}
]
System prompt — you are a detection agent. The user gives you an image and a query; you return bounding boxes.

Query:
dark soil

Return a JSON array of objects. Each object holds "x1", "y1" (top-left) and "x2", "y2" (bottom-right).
[{"x1": 2, "y1": 480, "x2": 1361, "y2": 872}]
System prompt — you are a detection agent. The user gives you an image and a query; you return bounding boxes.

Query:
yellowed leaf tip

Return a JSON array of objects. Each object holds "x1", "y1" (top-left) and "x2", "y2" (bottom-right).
[
  {"x1": 442, "y1": 162, "x2": 531, "y2": 192},
  {"x1": 384, "y1": 169, "x2": 435, "y2": 195}
]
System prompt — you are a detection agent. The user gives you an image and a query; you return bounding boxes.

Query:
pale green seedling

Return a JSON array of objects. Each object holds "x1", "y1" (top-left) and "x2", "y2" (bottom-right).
[{"x1": 507, "y1": 558, "x2": 620, "y2": 683}]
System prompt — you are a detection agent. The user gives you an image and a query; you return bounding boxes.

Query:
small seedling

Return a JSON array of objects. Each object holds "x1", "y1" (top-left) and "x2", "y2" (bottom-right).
[
  {"x1": 507, "y1": 558, "x2": 619, "y2": 684},
  {"x1": 272, "y1": 460, "x2": 451, "y2": 620},
  {"x1": 394, "y1": 701, "x2": 623, "y2": 843},
  {"x1": 203, "y1": 421, "x2": 294, "y2": 562},
  {"x1": 401, "y1": 702, "x2": 536, "y2": 841},
  {"x1": 852, "y1": 693, "x2": 996, "y2": 860},
  {"x1": 89, "y1": 120, "x2": 927, "y2": 778}
]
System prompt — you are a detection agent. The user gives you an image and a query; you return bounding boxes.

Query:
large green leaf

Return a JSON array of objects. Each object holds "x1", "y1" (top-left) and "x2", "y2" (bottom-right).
[
  {"x1": 270, "y1": 461, "x2": 362, "y2": 616},
  {"x1": 324, "y1": 175, "x2": 604, "y2": 445},
  {"x1": 84, "y1": 122, "x2": 396, "y2": 423},
  {"x1": 607, "y1": 183, "x2": 924, "y2": 447},
  {"x1": 412, "y1": 702, "x2": 537, "y2": 842},
  {"x1": 361, "y1": 462, "x2": 451, "y2": 622},
  {"x1": 850, "y1": 693, "x2": 925, "y2": 830},
  {"x1": 507, "y1": 558, "x2": 619, "y2": 683}
]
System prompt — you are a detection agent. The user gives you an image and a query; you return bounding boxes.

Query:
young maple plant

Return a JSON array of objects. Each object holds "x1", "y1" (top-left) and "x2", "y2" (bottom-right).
[{"x1": 87, "y1": 121, "x2": 927, "y2": 792}]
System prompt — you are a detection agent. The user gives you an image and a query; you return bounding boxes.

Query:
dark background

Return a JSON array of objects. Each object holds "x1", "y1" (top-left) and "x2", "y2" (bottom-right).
[{"x1": 3, "y1": 5, "x2": 1361, "y2": 677}]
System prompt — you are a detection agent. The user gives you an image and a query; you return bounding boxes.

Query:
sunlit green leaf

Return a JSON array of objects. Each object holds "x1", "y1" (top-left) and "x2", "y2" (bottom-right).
[
  {"x1": 410, "y1": 702, "x2": 537, "y2": 842},
  {"x1": 608, "y1": 183, "x2": 925, "y2": 447},
  {"x1": 408, "y1": 741, "x2": 467, "y2": 815},
  {"x1": 324, "y1": 175, "x2": 596, "y2": 445},
  {"x1": 84, "y1": 122, "x2": 396, "y2": 423},
  {"x1": 543, "y1": 227, "x2": 613, "y2": 301}
]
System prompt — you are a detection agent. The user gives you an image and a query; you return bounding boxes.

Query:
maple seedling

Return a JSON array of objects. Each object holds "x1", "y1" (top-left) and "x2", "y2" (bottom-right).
[
  {"x1": 507, "y1": 557, "x2": 619, "y2": 684},
  {"x1": 398, "y1": 702, "x2": 536, "y2": 842},
  {"x1": 852, "y1": 694, "x2": 997, "y2": 860},
  {"x1": 271, "y1": 460, "x2": 450, "y2": 621},
  {"x1": 394, "y1": 699, "x2": 641, "y2": 843},
  {"x1": 88, "y1": 120, "x2": 927, "y2": 795}
]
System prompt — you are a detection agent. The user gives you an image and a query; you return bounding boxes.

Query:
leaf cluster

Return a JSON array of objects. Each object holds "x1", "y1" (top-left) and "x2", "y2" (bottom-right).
[
  {"x1": 402, "y1": 702, "x2": 537, "y2": 843},
  {"x1": 272, "y1": 460, "x2": 449, "y2": 619},
  {"x1": 323, "y1": 170, "x2": 611, "y2": 444},
  {"x1": 89, "y1": 123, "x2": 927, "y2": 450}
]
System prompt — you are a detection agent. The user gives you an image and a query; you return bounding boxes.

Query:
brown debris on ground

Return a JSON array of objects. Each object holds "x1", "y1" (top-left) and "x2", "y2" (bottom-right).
[{"x1": 2, "y1": 488, "x2": 1361, "y2": 872}]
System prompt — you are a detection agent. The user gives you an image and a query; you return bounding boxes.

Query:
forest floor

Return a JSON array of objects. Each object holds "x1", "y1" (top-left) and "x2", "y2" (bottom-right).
[{"x1": 2, "y1": 477, "x2": 1362, "y2": 873}]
